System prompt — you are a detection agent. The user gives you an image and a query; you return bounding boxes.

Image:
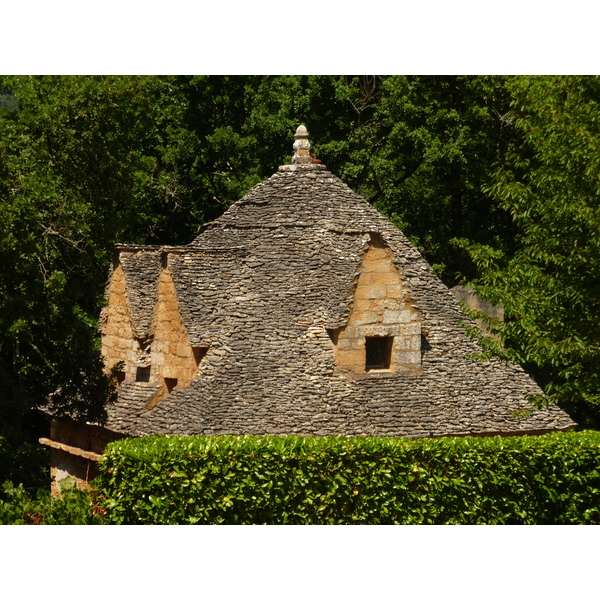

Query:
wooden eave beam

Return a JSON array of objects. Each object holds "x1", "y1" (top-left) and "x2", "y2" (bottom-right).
[{"x1": 39, "y1": 438, "x2": 102, "y2": 462}]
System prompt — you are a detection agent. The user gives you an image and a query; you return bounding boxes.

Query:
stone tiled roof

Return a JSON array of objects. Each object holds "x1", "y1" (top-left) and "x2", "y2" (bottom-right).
[
  {"x1": 118, "y1": 249, "x2": 162, "y2": 339},
  {"x1": 104, "y1": 127, "x2": 576, "y2": 438}
]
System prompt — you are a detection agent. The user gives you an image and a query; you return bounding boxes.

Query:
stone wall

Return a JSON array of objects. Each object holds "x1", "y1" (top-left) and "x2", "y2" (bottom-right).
[
  {"x1": 334, "y1": 234, "x2": 422, "y2": 376},
  {"x1": 450, "y1": 285, "x2": 504, "y2": 332},
  {"x1": 100, "y1": 252, "x2": 205, "y2": 409},
  {"x1": 100, "y1": 262, "x2": 136, "y2": 381},
  {"x1": 146, "y1": 263, "x2": 205, "y2": 407}
]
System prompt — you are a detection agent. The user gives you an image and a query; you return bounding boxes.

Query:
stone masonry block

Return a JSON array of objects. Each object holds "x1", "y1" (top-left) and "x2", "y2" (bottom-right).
[
  {"x1": 337, "y1": 338, "x2": 355, "y2": 350},
  {"x1": 336, "y1": 349, "x2": 365, "y2": 367},
  {"x1": 360, "y1": 261, "x2": 392, "y2": 274},
  {"x1": 395, "y1": 350, "x2": 421, "y2": 364},
  {"x1": 351, "y1": 311, "x2": 381, "y2": 326},
  {"x1": 383, "y1": 310, "x2": 413, "y2": 324},
  {"x1": 385, "y1": 284, "x2": 406, "y2": 299},
  {"x1": 371, "y1": 298, "x2": 403, "y2": 311},
  {"x1": 361, "y1": 248, "x2": 389, "y2": 261},
  {"x1": 361, "y1": 324, "x2": 400, "y2": 337},
  {"x1": 367, "y1": 272, "x2": 398, "y2": 285},
  {"x1": 354, "y1": 299, "x2": 373, "y2": 311},
  {"x1": 341, "y1": 326, "x2": 360, "y2": 339},
  {"x1": 177, "y1": 344, "x2": 192, "y2": 358},
  {"x1": 397, "y1": 322, "x2": 422, "y2": 336},
  {"x1": 355, "y1": 285, "x2": 386, "y2": 300},
  {"x1": 394, "y1": 334, "x2": 422, "y2": 351}
]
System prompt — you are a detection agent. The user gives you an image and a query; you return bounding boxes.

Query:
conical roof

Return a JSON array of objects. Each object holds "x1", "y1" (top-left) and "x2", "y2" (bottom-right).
[{"x1": 103, "y1": 126, "x2": 575, "y2": 438}]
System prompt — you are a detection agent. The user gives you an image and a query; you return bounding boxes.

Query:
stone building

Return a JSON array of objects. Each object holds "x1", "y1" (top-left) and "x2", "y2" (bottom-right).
[{"x1": 41, "y1": 125, "x2": 575, "y2": 491}]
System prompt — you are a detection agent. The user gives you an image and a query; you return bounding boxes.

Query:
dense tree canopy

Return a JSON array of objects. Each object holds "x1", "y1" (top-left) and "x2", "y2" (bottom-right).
[
  {"x1": 0, "y1": 74, "x2": 599, "y2": 466},
  {"x1": 466, "y1": 76, "x2": 600, "y2": 428},
  {"x1": 0, "y1": 76, "x2": 165, "y2": 432}
]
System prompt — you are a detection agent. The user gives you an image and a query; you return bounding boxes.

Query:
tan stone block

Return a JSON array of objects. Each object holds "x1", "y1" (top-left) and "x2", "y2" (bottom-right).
[
  {"x1": 393, "y1": 335, "x2": 421, "y2": 351},
  {"x1": 351, "y1": 311, "x2": 381, "y2": 326},
  {"x1": 385, "y1": 285, "x2": 406, "y2": 299},
  {"x1": 393, "y1": 337, "x2": 409, "y2": 351},
  {"x1": 362, "y1": 248, "x2": 389, "y2": 261},
  {"x1": 372, "y1": 298, "x2": 404, "y2": 311},
  {"x1": 361, "y1": 324, "x2": 400, "y2": 337},
  {"x1": 165, "y1": 330, "x2": 182, "y2": 343},
  {"x1": 336, "y1": 349, "x2": 365, "y2": 367},
  {"x1": 341, "y1": 326, "x2": 360, "y2": 339},
  {"x1": 162, "y1": 367, "x2": 176, "y2": 379},
  {"x1": 406, "y1": 336, "x2": 422, "y2": 351},
  {"x1": 398, "y1": 322, "x2": 422, "y2": 336},
  {"x1": 395, "y1": 350, "x2": 421, "y2": 364},
  {"x1": 116, "y1": 337, "x2": 132, "y2": 350},
  {"x1": 383, "y1": 310, "x2": 414, "y2": 324},
  {"x1": 368, "y1": 272, "x2": 397, "y2": 285},
  {"x1": 355, "y1": 285, "x2": 387, "y2": 300},
  {"x1": 353, "y1": 299, "x2": 373, "y2": 311},
  {"x1": 177, "y1": 344, "x2": 192, "y2": 358},
  {"x1": 163, "y1": 329, "x2": 179, "y2": 344},
  {"x1": 337, "y1": 338, "x2": 355, "y2": 350},
  {"x1": 360, "y1": 260, "x2": 392, "y2": 274}
]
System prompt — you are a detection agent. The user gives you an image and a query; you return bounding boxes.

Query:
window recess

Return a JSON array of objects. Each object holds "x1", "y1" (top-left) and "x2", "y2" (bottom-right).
[{"x1": 365, "y1": 336, "x2": 393, "y2": 371}]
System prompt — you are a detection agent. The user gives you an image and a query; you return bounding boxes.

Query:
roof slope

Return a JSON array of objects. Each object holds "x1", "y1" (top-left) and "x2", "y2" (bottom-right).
[{"x1": 104, "y1": 128, "x2": 575, "y2": 438}]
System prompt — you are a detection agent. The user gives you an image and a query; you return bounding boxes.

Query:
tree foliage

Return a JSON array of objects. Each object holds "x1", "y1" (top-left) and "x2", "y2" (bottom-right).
[
  {"x1": 0, "y1": 76, "x2": 167, "y2": 431},
  {"x1": 466, "y1": 76, "x2": 600, "y2": 427}
]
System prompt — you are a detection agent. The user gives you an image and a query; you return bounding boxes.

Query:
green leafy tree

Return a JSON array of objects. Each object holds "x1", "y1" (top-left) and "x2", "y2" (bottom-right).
[
  {"x1": 0, "y1": 75, "x2": 176, "y2": 439},
  {"x1": 357, "y1": 76, "x2": 518, "y2": 284},
  {"x1": 466, "y1": 76, "x2": 600, "y2": 428}
]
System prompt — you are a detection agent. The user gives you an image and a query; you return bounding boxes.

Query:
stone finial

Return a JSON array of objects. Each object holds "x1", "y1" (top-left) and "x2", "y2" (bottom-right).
[
  {"x1": 279, "y1": 124, "x2": 325, "y2": 171},
  {"x1": 292, "y1": 124, "x2": 312, "y2": 165}
]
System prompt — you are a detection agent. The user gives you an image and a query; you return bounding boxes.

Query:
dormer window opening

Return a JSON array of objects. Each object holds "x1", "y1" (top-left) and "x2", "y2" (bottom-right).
[
  {"x1": 192, "y1": 346, "x2": 208, "y2": 367},
  {"x1": 326, "y1": 328, "x2": 341, "y2": 345},
  {"x1": 135, "y1": 366, "x2": 151, "y2": 382},
  {"x1": 164, "y1": 378, "x2": 178, "y2": 394},
  {"x1": 365, "y1": 336, "x2": 393, "y2": 371}
]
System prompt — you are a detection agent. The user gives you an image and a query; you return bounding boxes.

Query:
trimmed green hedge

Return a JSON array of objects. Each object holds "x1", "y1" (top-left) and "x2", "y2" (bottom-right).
[{"x1": 95, "y1": 432, "x2": 600, "y2": 524}]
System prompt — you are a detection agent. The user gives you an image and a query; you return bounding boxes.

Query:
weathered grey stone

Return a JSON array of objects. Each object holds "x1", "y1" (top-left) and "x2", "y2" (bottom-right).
[{"x1": 98, "y1": 127, "x2": 575, "y2": 440}]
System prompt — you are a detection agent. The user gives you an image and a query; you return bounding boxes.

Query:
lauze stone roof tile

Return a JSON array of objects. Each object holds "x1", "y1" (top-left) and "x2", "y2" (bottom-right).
[{"x1": 99, "y1": 126, "x2": 575, "y2": 438}]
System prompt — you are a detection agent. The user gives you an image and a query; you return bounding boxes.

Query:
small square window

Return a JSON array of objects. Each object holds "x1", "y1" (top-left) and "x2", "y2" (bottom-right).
[
  {"x1": 365, "y1": 337, "x2": 393, "y2": 371},
  {"x1": 135, "y1": 366, "x2": 151, "y2": 382}
]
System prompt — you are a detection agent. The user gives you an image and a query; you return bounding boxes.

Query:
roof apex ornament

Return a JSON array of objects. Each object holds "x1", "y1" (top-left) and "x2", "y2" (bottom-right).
[
  {"x1": 293, "y1": 124, "x2": 311, "y2": 164},
  {"x1": 279, "y1": 124, "x2": 326, "y2": 172}
]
